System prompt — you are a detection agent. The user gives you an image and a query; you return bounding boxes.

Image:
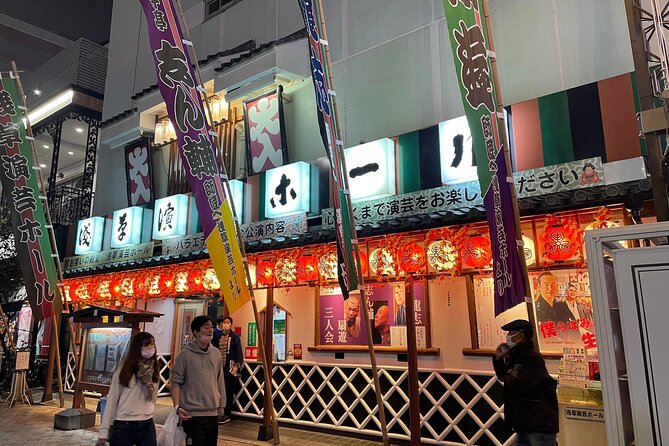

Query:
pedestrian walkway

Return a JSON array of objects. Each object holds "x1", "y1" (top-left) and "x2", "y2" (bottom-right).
[{"x1": 0, "y1": 392, "x2": 381, "y2": 446}]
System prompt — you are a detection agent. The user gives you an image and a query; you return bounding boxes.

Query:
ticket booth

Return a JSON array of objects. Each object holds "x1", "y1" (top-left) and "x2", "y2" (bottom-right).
[{"x1": 68, "y1": 305, "x2": 162, "y2": 408}]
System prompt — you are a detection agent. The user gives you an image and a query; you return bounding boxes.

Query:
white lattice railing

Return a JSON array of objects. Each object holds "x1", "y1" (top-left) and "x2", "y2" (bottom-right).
[
  {"x1": 65, "y1": 352, "x2": 172, "y2": 397},
  {"x1": 232, "y1": 362, "x2": 513, "y2": 446}
]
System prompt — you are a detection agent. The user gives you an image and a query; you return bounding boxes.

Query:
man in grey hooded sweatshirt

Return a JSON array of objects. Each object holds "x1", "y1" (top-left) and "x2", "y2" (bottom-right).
[{"x1": 171, "y1": 315, "x2": 226, "y2": 446}]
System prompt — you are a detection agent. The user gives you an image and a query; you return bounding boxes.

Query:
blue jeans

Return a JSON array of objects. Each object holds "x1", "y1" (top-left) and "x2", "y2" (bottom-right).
[
  {"x1": 514, "y1": 432, "x2": 557, "y2": 446},
  {"x1": 109, "y1": 418, "x2": 156, "y2": 446}
]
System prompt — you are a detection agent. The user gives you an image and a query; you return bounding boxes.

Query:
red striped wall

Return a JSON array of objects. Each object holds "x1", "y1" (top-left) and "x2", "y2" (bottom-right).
[
  {"x1": 511, "y1": 99, "x2": 544, "y2": 171},
  {"x1": 598, "y1": 74, "x2": 642, "y2": 162}
]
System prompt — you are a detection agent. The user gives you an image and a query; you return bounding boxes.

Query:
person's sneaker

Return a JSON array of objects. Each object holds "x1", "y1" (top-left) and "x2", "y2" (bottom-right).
[{"x1": 218, "y1": 415, "x2": 231, "y2": 424}]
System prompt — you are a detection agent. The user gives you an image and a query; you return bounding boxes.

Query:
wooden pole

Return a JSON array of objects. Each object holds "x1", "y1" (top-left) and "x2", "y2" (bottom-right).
[
  {"x1": 479, "y1": 2, "x2": 537, "y2": 345},
  {"x1": 173, "y1": 2, "x2": 280, "y2": 442},
  {"x1": 314, "y1": 2, "x2": 391, "y2": 443},
  {"x1": 11, "y1": 61, "x2": 67, "y2": 407},
  {"x1": 262, "y1": 287, "x2": 274, "y2": 431},
  {"x1": 404, "y1": 277, "x2": 421, "y2": 445}
]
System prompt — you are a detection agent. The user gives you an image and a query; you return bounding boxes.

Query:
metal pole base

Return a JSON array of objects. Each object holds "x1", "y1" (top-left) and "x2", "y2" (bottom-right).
[{"x1": 257, "y1": 424, "x2": 274, "y2": 442}]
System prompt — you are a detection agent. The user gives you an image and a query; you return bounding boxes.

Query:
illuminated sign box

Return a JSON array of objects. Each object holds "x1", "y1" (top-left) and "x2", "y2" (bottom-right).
[
  {"x1": 439, "y1": 116, "x2": 478, "y2": 185},
  {"x1": 75, "y1": 216, "x2": 105, "y2": 255},
  {"x1": 344, "y1": 138, "x2": 396, "y2": 202},
  {"x1": 152, "y1": 194, "x2": 189, "y2": 240},
  {"x1": 111, "y1": 206, "x2": 144, "y2": 248},
  {"x1": 264, "y1": 161, "x2": 310, "y2": 219},
  {"x1": 228, "y1": 179, "x2": 245, "y2": 222}
]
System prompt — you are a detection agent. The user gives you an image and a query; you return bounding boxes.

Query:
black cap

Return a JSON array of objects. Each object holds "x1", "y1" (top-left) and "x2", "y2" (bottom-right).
[{"x1": 501, "y1": 319, "x2": 534, "y2": 340}]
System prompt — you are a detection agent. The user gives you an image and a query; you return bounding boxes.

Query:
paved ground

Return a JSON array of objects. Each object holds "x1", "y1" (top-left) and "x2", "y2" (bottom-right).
[{"x1": 0, "y1": 391, "x2": 382, "y2": 446}]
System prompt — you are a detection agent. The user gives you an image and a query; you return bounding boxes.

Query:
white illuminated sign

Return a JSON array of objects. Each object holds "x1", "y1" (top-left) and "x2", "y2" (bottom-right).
[
  {"x1": 439, "y1": 116, "x2": 478, "y2": 185},
  {"x1": 152, "y1": 194, "x2": 188, "y2": 240},
  {"x1": 111, "y1": 206, "x2": 144, "y2": 248},
  {"x1": 344, "y1": 138, "x2": 396, "y2": 202},
  {"x1": 75, "y1": 216, "x2": 105, "y2": 255},
  {"x1": 264, "y1": 162, "x2": 310, "y2": 219},
  {"x1": 228, "y1": 179, "x2": 245, "y2": 222}
]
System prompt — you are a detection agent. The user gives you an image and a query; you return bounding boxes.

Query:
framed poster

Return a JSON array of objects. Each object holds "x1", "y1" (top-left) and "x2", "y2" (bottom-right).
[
  {"x1": 15, "y1": 351, "x2": 30, "y2": 371},
  {"x1": 81, "y1": 328, "x2": 132, "y2": 385},
  {"x1": 243, "y1": 86, "x2": 289, "y2": 175},
  {"x1": 124, "y1": 137, "x2": 154, "y2": 206},
  {"x1": 317, "y1": 281, "x2": 429, "y2": 348}
]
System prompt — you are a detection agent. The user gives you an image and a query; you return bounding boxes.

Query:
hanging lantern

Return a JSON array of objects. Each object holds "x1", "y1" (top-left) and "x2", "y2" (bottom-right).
[
  {"x1": 247, "y1": 263, "x2": 257, "y2": 288},
  {"x1": 542, "y1": 225, "x2": 577, "y2": 262},
  {"x1": 160, "y1": 272, "x2": 176, "y2": 298},
  {"x1": 427, "y1": 240, "x2": 458, "y2": 272},
  {"x1": 120, "y1": 277, "x2": 135, "y2": 297},
  {"x1": 188, "y1": 268, "x2": 206, "y2": 293},
  {"x1": 297, "y1": 254, "x2": 319, "y2": 282},
  {"x1": 398, "y1": 242, "x2": 426, "y2": 275},
  {"x1": 318, "y1": 250, "x2": 338, "y2": 281},
  {"x1": 275, "y1": 257, "x2": 297, "y2": 286},
  {"x1": 356, "y1": 250, "x2": 369, "y2": 277},
  {"x1": 369, "y1": 247, "x2": 396, "y2": 276},
  {"x1": 522, "y1": 234, "x2": 536, "y2": 266},
  {"x1": 460, "y1": 235, "x2": 492, "y2": 269},
  {"x1": 74, "y1": 281, "x2": 90, "y2": 302},
  {"x1": 108, "y1": 277, "x2": 123, "y2": 299},
  {"x1": 133, "y1": 275, "x2": 149, "y2": 301},
  {"x1": 202, "y1": 267, "x2": 220, "y2": 292},
  {"x1": 174, "y1": 271, "x2": 189, "y2": 294},
  {"x1": 256, "y1": 260, "x2": 275, "y2": 287}
]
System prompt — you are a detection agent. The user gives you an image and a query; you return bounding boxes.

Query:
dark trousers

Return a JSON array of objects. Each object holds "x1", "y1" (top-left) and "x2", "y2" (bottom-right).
[
  {"x1": 182, "y1": 416, "x2": 218, "y2": 446},
  {"x1": 223, "y1": 369, "x2": 240, "y2": 416},
  {"x1": 109, "y1": 419, "x2": 156, "y2": 446}
]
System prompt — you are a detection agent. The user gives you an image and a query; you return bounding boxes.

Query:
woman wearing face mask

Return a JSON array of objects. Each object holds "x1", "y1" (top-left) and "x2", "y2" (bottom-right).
[
  {"x1": 97, "y1": 332, "x2": 159, "y2": 446},
  {"x1": 171, "y1": 315, "x2": 226, "y2": 446},
  {"x1": 213, "y1": 316, "x2": 244, "y2": 424},
  {"x1": 493, "y1": 320, "x2": 558, "y2": 445}
]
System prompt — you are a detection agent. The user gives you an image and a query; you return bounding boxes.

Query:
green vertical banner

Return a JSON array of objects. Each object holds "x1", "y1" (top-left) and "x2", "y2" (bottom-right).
[
  {"x1": 443, "y1": 0, "x2": 526, "y2": 315},
  {"x1": 0, "y1": 74, "x2": 62, "y2": 321}
]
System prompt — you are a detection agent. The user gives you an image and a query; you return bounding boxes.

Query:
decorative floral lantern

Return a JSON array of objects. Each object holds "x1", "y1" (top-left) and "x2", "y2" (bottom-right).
[
  {"x1": 188, "y1": 268, "x2": 206, "y2": 293},
  {"x1": 542, "y1": 225, "x2": 577, "y2": 262},
  {"x1": 318, "y1": 250, "x2": 338, "y2": 281},
  {"x1": 160, "y1": 273, "x2": 175, "y2": 298},
  {"x1": 297, "y1": 254, "x2": 319, "y2": 282},
  {"x1": 108, "y1": 277, "x2": 123, "y2": 299},
  {"x1": 247, "y1": 263, "x2": 257, "y2": 288},
  {"x1": 460, "y1": 235, "x2": 492, "y2": 269},
  {"x1": 369, "y1": 247, "x2": 396, "y2": 276},
  {"x1": 356, "y1": 250, "x2": 369, "y2": 277},
  {"x1": 174, "y1": 271, "x2": 189, "y2": 294},
  {"x1": 427, "y1": 240, "x2": 458, "y2": 272},
  {"x1": 522, "y1": 234, "x2": 536, "y2": 266},
  {"x1": 146, "y1": 274, "x2": 161, "y2": 297},
  {"x1": 256, "y1": 260, "x2": 275, "y2": 287},
  {"x1": 398, "y1": 242, "x2": 426, "y2": 274},
  {"x1": 275, "y1": 257, "x2": 297, "y2": 286},
  {"x1": 202, "y1": 267, "x2": 220, "y2": 292},
  {"x1": 120, "y1": 277, "x2": 134, "y2": 297}
]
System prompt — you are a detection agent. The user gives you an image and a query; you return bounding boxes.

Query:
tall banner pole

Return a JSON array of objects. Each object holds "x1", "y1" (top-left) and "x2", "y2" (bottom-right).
[
  {"x1": 138, "y1": 0, "x2": 279, "y2": 441},
  {"x1": 442, "y1": 0, "x2": 532, "y2": 328},
  {"x1": 404, "y1": 277, "x2": 421, "y2": 445},
  {"x1": 299, "y1": 0, "x2": 391, "y2": 443}
]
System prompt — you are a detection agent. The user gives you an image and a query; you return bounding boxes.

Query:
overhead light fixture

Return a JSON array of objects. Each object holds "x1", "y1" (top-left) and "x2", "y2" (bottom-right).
[
  {"x1": 75, "y1": 127, "x2": 84, "y2": 133},
  {"x1": 33, "y1": 89, "x2": 41, "y2": 95},
  {"x1": 68, "y1": 151, "x2": 74, "y2": 155},
  {"x1": 27, "y1": 89, "x2": 74, "y2": 125},
  {"x1": 39, "y1": 163, "x2": 47, "y2": 168},
  {"x1": 43, "y1": 144, "x2": 49, "y2": 149}
]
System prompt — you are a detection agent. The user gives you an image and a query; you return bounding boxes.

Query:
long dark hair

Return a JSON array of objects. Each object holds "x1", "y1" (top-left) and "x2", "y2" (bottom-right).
[{"x1": 119, "y1": 332, "x2": 159, "y2": 387}]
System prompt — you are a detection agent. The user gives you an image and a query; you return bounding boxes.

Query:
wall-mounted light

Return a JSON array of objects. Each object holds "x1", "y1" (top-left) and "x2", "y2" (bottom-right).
[
  {"x1": 27, "y1": 89, "x2": 74, "y2": 124},
  {"x1": 154, "y1": 118, "x2": 176, "y2": 146}
]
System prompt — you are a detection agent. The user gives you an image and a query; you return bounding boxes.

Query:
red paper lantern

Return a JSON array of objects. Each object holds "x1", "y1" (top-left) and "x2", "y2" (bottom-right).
[
  {"x1": 188, "y1": 269, "x2": 206, "y2": 293},
  {"x1": 460, "y1": 235, "x2": 492, "y2": 269},
  {"x1": 108, "y1": 276, "x2": 123, "y2": 299},
  {"x1": 543, "y1": 225, "x2": 577, "y2": 261},
  {"x1": 398, "y1": 242, "x2": 426, "y2": 274},
  {"x1": 297, "y1": 254, "x2": 319, "y2": 282},
  {"x1": 356, "y1": 251, "x2": 369, "y2": 277},
  {"x1": 256, "y1": 260, "x2": 275, "y2": 287}
]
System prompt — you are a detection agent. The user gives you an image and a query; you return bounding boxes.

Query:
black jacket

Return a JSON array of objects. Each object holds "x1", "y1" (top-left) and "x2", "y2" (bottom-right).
[
  {"x1": 213, "y1": 329, "x2": 244, "y2": 367},
  {"x1": 492, "y1": 342, "x2": 558, "y2": 434}
]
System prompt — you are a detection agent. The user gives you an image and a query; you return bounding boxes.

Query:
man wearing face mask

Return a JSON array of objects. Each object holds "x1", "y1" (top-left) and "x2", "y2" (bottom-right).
[
  {"x1": 213, "y1": 316, "x2": 243, "y2": 424},
  {"x1": 171, "y1": 316, "x2": 226, "y2": 446},
  {"x1": 493, "y1": 320, "x2": 558, "y2": 445}
]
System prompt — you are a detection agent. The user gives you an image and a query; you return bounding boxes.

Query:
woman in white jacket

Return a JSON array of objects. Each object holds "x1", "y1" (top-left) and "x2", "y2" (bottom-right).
[{"x1": 97, "y1": 332, "x2": 159, "y2": 446}]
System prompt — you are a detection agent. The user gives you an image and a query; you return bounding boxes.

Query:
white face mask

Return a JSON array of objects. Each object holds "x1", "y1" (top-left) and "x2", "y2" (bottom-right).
[
  {"x1": 141, "y1": 347, "x2": 156, "y2": 359},
  {"x1": 199, "y1": 334, "x2": 213, "y2": 344},
  {"x1": 506, "y1": 334, "x2": 518, "y2": 348}
]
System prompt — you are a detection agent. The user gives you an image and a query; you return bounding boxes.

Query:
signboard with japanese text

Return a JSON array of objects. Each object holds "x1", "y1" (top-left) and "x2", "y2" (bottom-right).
[
  {"x1": 529, "y1": 269, "x2": 596, "y2": 354},
  {"x1": 440, "y1": 116, "x2": 478, "y2": 185},
  {"x1": 247, "y1": 322, "x2": 257, "y2": 347},
  {"x1": 322, "y1": 181, "x2": 482, "y2": 229},
  {"x1": 15, "y1": 351, "x2": 30, "y2": 371},
  {"x1": 443, "y1": 0, "x2": 526, "y2": 316},
  {"x1": 564, "y1": 407, "x2": 605, "y2": 422},
  {"x1": 139, "y1": 0, "x2": 249, "y2": 315},
  {"x1": 264, "y1": 161, "x2": 311, "y2": 219},
  {"x1": 153, "y1": 194, "x2": 188, "y2": 240},
  {"x1": 240, "y1": 212, "x2": 307, "y2": 243},
  {"x1": 125, "y1": 138, "x2": 153, "y2": 206},
  {"x1": 0, "y1": 75, "x2": 61, "y2": 321},
  {"x1": 162, "y1": 232, "x2": 206, "y2": 256},
  {"x1": 473, "y1": 277, "x2": 529, "y2": 350},
  {"x1": 344, "y1": 138, "x2": 396, "y2": 202},
  {"x1": 514, "y1": 157, "x2": 604, "y2": 198},
  {"x1": 82, "y1": 328, "x2": 131, "y2": 386},
  {"x1": 243, "y1": 87, "x2": 289, "y2": 176},
  {"x1": 228, "y1": 179, "x2": 245, "y2": 222},
  {"x1": 298, "y1": 0, "x2": 359, "y2": 299},
  {"x1": 111, "y1": 206, "x2": 144, "y2": 248},
  {"x1": 75, "y1": 216, "x2": 106, "y2": 255},
  {"x1": 64, "y1": 242, "x2": 154, "y2": 271},
  {"x1": 318, "y1": 282, "x2": 427, "y2": 347}
]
